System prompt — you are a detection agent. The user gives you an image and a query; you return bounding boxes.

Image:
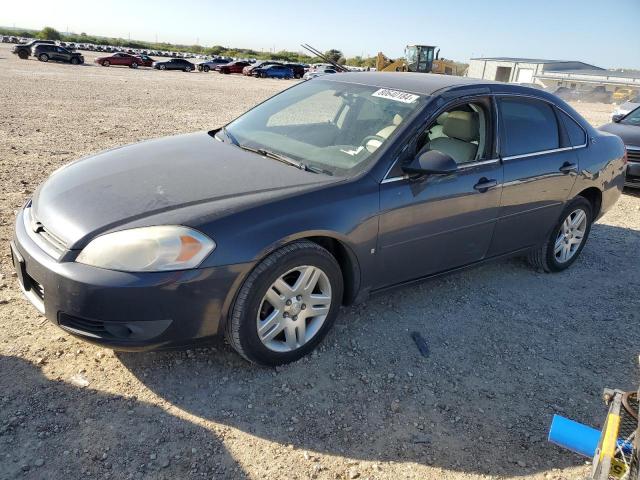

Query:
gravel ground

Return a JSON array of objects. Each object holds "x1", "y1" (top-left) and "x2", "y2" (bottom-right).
[{"x1": 0, "y1": 44, "x2": 639, "y2": 480}]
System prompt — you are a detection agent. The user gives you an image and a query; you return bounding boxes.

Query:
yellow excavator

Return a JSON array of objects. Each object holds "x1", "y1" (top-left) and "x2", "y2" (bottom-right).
[{"x1": 376, "y1": 45, "x2": 457, "y2": 75}]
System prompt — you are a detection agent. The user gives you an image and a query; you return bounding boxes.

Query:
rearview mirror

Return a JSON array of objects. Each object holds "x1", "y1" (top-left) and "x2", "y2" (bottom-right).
[
  {"x1": 402, "y1": 150, "x2": 457, "y2": 175},
  {"x1": 612, "y1": 114, "x2": 624, "y2": 123}
]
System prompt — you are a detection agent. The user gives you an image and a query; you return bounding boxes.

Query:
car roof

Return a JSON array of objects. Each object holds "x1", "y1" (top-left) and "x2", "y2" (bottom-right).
[{"x1": 321, "y1": 72, "x2": 494, "y2": 95}]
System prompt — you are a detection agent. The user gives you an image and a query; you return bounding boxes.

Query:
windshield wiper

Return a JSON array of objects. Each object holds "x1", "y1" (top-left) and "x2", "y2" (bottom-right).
[{"x1": 237, "y1": 144, "x2": 331, "y2": 175}]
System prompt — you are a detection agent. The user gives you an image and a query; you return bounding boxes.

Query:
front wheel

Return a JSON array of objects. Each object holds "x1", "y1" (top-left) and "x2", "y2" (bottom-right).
[
  {"x1": 70, "y1": 57, "x2": 80, "y2": 65},
  {"x1": 102, "y1": 60, "x2": 110, "y2": 67},
  {"x1": 38, "y1": 54, "x2": 49, "y2": 62},
  {"x1": 528, "y1": 196, "x2": 593, "y2": 272},
  {"x1": 203, "y1": 65, "x2": 210, "y2": 72},
  {"x1": 227, "y1": 240, "x2": 343, "y2": 366},
  {"x1": 17, "y1": 50, "x2": 28, "y2": 59},
  {"x1": 130, "y1": 62, "x2": 138, "y2": 69},
  {"x1": 184, "y1": 66, "x2": 192, "y2": 72},
  {"x1": 159, "y1": 64, "x2": 166, "y2": 70}
]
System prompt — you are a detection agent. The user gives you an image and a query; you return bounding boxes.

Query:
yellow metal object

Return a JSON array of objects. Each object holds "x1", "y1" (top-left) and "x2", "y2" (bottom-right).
[
  {"x1": 375, "y1": 45, "x2": 457, "y2": 75},
  {"x1": 599, "y1": 413, "x2": 621, "y2": 461},
  {"x1": 609, "y1": 458, "x2": 628, "y2": 479}
]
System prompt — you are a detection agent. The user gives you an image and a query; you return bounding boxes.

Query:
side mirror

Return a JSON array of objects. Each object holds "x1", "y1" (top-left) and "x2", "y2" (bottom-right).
[
  {"x1": 402, "y1": 150, "x2": 458, "y2": 176},
  {"x1": 612, "y1": 114, "x2": 624, "y2": 123}
]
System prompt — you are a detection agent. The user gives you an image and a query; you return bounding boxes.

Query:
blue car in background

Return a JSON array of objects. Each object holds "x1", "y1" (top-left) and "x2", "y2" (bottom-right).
[{"x1": 253, "y1": 64, "x2": 293, "y2": 79}]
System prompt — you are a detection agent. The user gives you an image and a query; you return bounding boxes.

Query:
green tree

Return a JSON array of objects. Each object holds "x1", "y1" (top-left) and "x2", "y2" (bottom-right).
[
  {"x1": 324, "y1": 49, "x2": 343, "y2": 63},
  {"x1": 37, "y1": 26, "x2": 61, "y2": 40}
]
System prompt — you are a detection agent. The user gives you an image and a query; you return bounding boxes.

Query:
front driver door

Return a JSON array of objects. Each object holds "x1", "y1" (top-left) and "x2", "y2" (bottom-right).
[{"x1": 376, "y1": 98, "x2": 503, "y2": 288}]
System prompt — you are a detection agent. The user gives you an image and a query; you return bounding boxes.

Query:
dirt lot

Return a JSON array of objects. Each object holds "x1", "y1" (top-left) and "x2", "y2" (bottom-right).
[{"x1": 0, "y1": 44, "x2": 639, "y2": 480}]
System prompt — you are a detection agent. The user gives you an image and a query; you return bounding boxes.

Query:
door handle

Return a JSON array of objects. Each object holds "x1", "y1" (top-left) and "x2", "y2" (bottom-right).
[
  {"x1": 473, "y1": 178, "x2": 498, "y2": 192},
  {"x1": 559, "y1": 162, "x2": 578, "y2": 174}
]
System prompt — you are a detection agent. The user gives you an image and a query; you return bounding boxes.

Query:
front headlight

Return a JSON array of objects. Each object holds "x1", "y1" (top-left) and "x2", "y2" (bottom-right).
[{"x1": 76, "y1": 226, "x2": 215, "y2": 272}]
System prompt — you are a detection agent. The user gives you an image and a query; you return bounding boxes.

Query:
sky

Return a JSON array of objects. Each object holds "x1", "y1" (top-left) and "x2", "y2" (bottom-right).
[{"x1": 2, "y1": 0, "x2": 639, "y2": 69}]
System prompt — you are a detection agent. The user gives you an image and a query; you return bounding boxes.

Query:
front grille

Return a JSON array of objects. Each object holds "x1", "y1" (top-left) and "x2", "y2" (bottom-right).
[
  {"x1": 628, "y1": 150, "x2": 640, "y2": 162},
  {"x1": 24, "y1": 207, "x2": 67, "y2": 258}
]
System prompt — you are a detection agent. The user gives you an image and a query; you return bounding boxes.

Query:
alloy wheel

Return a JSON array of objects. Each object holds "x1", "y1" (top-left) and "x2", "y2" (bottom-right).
[
  {"x1": 554, "y1": 208, "x2": 587, "y2": 263},
  {"x1": 256, "y1": 265, "x2": 332, "y2": 352}
]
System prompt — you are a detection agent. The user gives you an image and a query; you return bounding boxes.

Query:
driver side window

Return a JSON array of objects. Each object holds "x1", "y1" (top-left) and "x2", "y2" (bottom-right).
[
  {"x1": 416, "y1": 101, "x2": 491, "y2": 165},
  {"x1": 387, "y1": 99, "x2": 493, "y2": 179}
]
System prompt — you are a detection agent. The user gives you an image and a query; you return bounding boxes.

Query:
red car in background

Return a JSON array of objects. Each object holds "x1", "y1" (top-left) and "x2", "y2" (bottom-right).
[
  {"x1": 214, "y1": 60, "x2": 251, "y2": 74},
  {"x1": 95, "y1": 52, "x2": 155, "y2": 68}
]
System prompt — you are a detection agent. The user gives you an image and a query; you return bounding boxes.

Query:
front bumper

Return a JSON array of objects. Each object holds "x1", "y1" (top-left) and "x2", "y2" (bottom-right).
[{"x1": 11, "y1": 207, "x2": 251, "y2": 350}]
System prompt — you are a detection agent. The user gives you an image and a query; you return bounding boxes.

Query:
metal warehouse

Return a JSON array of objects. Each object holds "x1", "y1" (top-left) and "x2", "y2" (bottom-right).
[
  {"x1": 467, "y1": 57, "x2": 640, "y2": 96},
  {"x1": 467, "y1": 57, "x2": 601, "y2": 84}
]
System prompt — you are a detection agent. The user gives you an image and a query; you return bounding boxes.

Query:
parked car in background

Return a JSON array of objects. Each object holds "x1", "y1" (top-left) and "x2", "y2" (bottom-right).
[
  {"x1": 11, "y1": 74, "x2": 625, "y2": 366},
  {"x1": 611, "y1": 95, "x2": 640, "y2": 121},
  {"x1": 303, "y1": 68, "x2": 337, "y2": 80},
  {"x1": 11, "y1": 40, "x2": 56, "y2": 59},
  {"x1": 153, "y1": 58, "x2": 195, "y2": 72},
  {"x1": 253, "y1": 64, "x2": 294, "y2": 79},
  {"x1": 95, "y1": 52, "x2": 154, "y2": 68},
  {"x1": 197, "y1": 58, "x2": 231, "y2": 72},
  {"x1": 599, "y1": 106, "x2": 640, "y2": 188},
  {"x1": 243, "y1": 61, "x2": 281, "y2": 76},
  {"x1": 215, "y1": 60, "x2": 251, "y2": 74},
  {"x1": 33, "y1": 44, "x2": 84, "y2": 64},
  {"x1": 284, "y1": 63, "x2": 305, "y2": 79}
]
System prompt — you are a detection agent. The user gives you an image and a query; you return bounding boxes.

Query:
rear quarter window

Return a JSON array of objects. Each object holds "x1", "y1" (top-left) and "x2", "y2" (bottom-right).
[
  {"x1": 498, "y1": 98, "x2": 560, "y2": 156},
  {"x1": 556, "y1": 109, "x2": 587, "y2": 147}
]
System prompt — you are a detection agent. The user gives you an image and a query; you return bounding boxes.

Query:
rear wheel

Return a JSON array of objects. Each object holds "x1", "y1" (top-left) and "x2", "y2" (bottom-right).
[
  {"x1": 184, "y1": 66, "x2": 192, "y2": 72},
  {"x1": 130, "y1": 62, "x2": 138, "y2": 69},
  {"x1": 38, "y1": 53, "x2": 49, "y2": 62},
  {"x1": 70, "y1": 57, "x2": 80, "y2": 65},
  {"x1": 102, "y1": 60, "x2": 110, "y2": 67},
  {"x1": 203, "y1": 65, "x2": 210, "y2": 72},
  {"x1": 17, "y1": 50, "x2": 28, "y2": 60},
  {"x1": 528, "y1": 196, "x2": 593, "y2": 272},
  {"x1": 227, "y1": 240, "x2": 343, "y2": 366}
]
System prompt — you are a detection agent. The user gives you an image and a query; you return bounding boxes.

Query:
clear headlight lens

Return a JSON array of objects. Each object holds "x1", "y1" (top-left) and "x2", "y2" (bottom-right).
[{"x1": 76, "y1": 226, "x2": 215, "y2": 272}]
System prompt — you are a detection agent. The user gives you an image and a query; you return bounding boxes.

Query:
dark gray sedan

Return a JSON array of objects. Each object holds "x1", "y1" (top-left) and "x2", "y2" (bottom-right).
[
  {"x1": 11, "y1": 73, "x2": 626, "y2": 365},
  {"x1": 599, "y1": 106, "x2": 640, "y2": 188}
]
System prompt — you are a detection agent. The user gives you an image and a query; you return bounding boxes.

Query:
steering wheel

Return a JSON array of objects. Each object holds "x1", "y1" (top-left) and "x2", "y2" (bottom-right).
[{"x1": 361, "y1": 135, "x2": 386, "y2": 154}]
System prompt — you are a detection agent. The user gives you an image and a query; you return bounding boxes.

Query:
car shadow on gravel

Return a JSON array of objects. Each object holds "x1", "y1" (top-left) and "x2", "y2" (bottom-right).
[
  {"x1": 0, "y1": 355, "x2": 249, "y2": 479},
  {"x1": 115, "y1": 222, "x2": 640, "y2": 478}
]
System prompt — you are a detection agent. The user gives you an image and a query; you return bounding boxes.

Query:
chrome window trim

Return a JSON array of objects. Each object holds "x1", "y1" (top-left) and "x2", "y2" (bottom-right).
[
  {"x1": 502, "y1": 146, "x2": 578, "y2": 161},
  {"x1": 381, "y1": 158, "x2": 501, "y2": 184}
]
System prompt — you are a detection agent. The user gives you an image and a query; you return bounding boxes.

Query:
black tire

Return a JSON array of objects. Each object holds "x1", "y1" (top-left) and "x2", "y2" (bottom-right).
[
  {"x1": 71, "y1": 57, "x2": 80, "y2": 65},
  {"x1": 17, "y1": 50, "x2": 28, "y2": 60},
  {"x1": 102, "y1": 60, "x2": 110, "y2": 67},
  {"x1": 528, "y1": 196, "x2": 593, "y2": 272},
  {"x1": 294, "y1": 74, "x2": 301, "y2": 79},
  {"x1": 227, "y1": 240, "x2": 344, "y2": 366},
  {"x1": 130, "y1": 62, "x2": 138, "y2": 69},
  {"x1": 203, "y1": 65, "x2": 210, "y2": 72},
  {"x1": 159, "y1": 64, "x2": 166, "y2": 70},
  {"x1": 38, "y1": 54, "x2": 49, "y2": 62}
]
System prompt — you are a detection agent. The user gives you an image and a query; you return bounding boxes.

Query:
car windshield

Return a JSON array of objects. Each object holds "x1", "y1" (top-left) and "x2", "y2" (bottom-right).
[
  {"x1": 621, "y1": 107, "x2": 640, "y2": 126},
  {"x1": 223, "y1": 80, "x2": 426, "y2": 175}
]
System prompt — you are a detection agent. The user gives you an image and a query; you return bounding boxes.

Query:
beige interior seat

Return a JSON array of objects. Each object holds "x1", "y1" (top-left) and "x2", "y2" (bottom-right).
[
  {"x1": 376, "y1": 114, "x2": 403, "y2": 139},
  {"x1": 419, "y1": 111, "x2": 479, "y2": 163},
  {"x1": 428, "y1": 112, "x2": 449, "y2": 140}
]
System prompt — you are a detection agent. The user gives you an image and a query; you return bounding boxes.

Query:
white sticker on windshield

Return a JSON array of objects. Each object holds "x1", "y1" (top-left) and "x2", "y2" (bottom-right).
[{"x1": 372, "y1": 88, "x2": 420, "y2": 103}]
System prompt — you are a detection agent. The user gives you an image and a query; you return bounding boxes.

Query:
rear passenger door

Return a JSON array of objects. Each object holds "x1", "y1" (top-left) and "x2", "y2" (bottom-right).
[{"x1": 486, "y1": 96, "x2": 579, "y2": 256}]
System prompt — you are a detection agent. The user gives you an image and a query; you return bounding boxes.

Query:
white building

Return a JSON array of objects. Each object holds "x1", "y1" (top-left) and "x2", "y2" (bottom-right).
[
  {"x1": 467, "y1": 57, "x2": 640, "y2": 97},
  {"x1": 467, "y1": 57, "x2": 600, "y2": 84}
]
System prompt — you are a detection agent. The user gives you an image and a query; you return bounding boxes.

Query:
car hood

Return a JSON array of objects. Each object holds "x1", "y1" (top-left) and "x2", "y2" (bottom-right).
[
  {"x1": 31, "y1": 132, "x2": 336, "y2": 249},
  {"x1": 599, "y1": 122, "x2": 640, "y2": 147}
]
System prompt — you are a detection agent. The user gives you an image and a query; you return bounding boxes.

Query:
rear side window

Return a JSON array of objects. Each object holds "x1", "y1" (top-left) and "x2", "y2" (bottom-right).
[
  {"x1": 557, "y1": 109, "x2": 587, "y2": 146},
  {"x1": 498, "y1": 98, "x2": 559, "y2": 156}
]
